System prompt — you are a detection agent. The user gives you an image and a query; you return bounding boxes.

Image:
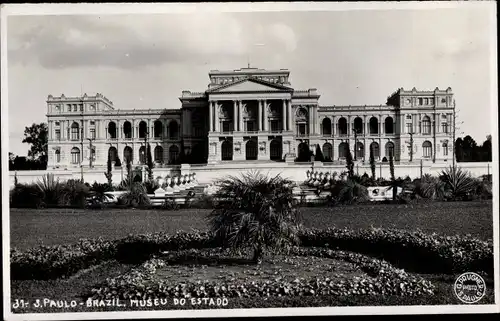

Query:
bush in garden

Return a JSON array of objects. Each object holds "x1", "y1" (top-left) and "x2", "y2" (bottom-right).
[
  {"x1": 89, "y1": 182, "x2": 114, "y2": 204},
  {"x1": 142, "y1": 179, "x2": 159, "y2": 194},
  {"x1": 35, "y1": 173, "x2": 65, "y2": 207},
  {"x1": 414, "y1": 174, "x2": 448, "y2": 200},
  {"x1": 60, "y1": 179, "x2": 91, "y2": 208},
  {"x1": 118, "y1": 182, "x2": 151, "y2": 208},
  {"x1": 207, "y1": 171, "x2": 302, "y2": 264},
  {"x1": 10, "y1": 183, "x2": 43, "y2": 208},
  {"x1": 471, "y1": 178, "x2": 492, "y2": 200},
  {"x1": 439, "y1": 166, "x2": 477, "y2": 201},
  {"x1": 329, "y1": 178, "x2": 369, "y2": 205}
]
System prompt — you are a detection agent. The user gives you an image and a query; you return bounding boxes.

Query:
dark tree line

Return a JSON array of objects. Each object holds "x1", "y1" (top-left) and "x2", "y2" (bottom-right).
[{"x1": 455, "y1": 135, "x2": 492, "y2": 162}]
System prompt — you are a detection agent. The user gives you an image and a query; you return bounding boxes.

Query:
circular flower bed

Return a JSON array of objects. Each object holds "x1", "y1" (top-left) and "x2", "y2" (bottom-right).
[{"x1": 88, "y1": 248, "x2": 435, "y2": 301}]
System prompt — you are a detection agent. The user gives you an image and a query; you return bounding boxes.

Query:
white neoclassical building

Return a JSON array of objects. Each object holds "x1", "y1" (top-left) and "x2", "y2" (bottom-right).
[{"x1": 46, "y1": 67, "x2": 455, "y2": 169}]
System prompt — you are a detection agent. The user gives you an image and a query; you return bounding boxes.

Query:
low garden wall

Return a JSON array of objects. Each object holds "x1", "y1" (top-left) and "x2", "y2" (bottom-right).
[{"x1": 8, "y1": 161, "x2": 493, "y2": 187}]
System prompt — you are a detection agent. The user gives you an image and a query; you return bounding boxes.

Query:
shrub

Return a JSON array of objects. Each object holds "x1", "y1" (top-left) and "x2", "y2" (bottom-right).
[
  {"x1": 330, "y1": 179, "x2": 369, "y2": 205},
  {"x1": 440, "y1": 166, "x2": 476, "y2": 201},
  {"x1": 89, "y1": 182, "x2": 114, "y2": 204},
  {"x1": 60, "y1": 179, "x2": 91, "y2": 208},
  {"x1": 143, "y1": 179, "x2": 159, "y2": 194},
  {"x1": 10, "y1": 183, "x2": 43, "y2": 208},
  {"x1": 207, "y1": 171, "x2": 302, "y2": 264},
  {"x1": 35, "y1": 173, "x2": 64, "y2": 207},
  {"x1": 118, "y1": 182, "x2": 151, "y2": 208}
]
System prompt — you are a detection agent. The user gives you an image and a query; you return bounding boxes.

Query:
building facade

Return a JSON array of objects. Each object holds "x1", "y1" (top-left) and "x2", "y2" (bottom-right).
[{"x1": 46, "y1": 67, "x2": 455, "y2": 169}]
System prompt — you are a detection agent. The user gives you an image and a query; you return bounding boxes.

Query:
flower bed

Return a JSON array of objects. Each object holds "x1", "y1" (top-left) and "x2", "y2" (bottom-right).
[
  {"x1": 10, "y1": 238, "x2": 117, "y2": 280},
  {"x1": 88, "y1": 248, "x2": 435, "y2": 301},
  {"x1": 11, "y1": 228, "x2": 493, "y2": 281}
]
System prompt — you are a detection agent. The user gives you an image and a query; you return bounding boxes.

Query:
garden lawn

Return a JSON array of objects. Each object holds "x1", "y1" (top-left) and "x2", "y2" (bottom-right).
[{"x1": 10, "y1": 201, "x2": 493, "y2": 250}]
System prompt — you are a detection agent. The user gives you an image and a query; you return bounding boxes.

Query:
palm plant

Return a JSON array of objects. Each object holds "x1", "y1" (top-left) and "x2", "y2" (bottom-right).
[
  {"x1": 90, "y1": 182, "x2": 114, "y2": 204},
  {"x1": 440, "y1": 166, "x2": 477, "y2": 200},
  {"x1": 415, "y1": 174, "x2": 448, "y2": 200},
  {"x1": 207, "y1": 171, "x2": 302, "y2": 264},
  {"x1": 118, "y1": 182, "x2": 151, "y2": 208},
  {"x1": 334, "y1": 178, "x2": 370, "y2": 205},
  {"x1": 35, "y1": 173, "x2": 64, "y2": 207}
]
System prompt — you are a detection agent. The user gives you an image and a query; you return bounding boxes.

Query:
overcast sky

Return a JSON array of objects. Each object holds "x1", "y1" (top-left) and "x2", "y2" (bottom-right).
[{"x1": 5, "y1": 3, "x2": 496, "y2": 156}]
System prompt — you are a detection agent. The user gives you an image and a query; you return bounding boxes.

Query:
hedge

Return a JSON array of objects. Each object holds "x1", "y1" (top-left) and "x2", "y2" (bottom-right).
[{"x1": 11, "y1": 228, "x2": 493, "y2": 280}]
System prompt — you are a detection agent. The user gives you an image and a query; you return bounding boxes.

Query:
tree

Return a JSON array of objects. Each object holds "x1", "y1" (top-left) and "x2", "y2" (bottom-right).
[
  {"x1": 104, "y1": 152, "x2": 113, "y2": 186},
  {"x1": 481, "y1": 135, "x2": 492, "y2": 162},
  {"x1": 345, "y1": 144, "x2": 354, "y2": 178},
  {"x1": 369, "y1": 145, "x2": 376, "y2": 180},
  {"x1": 114, "y1": 156, "x2": 122, "y2": 167},
  {"x1": 314, "y1": 145, "x2": 324, "y2": 162},
  {"x1": 22, "y1": 123, "x2": 48, "y2": 167},
  {"x1": 389, "y1": 151, "x2": 395, "y2": 181},
  {"x1": 146, "y1": 143, "x2": 154, "y2": 180},
  {"x1": 207, "y1": 171, "x2": 301, "y2": 264}
]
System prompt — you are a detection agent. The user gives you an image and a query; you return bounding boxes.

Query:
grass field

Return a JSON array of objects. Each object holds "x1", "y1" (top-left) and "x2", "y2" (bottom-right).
[{"x1": 10, "y1": 200, "x2": 493, "y2": 249}]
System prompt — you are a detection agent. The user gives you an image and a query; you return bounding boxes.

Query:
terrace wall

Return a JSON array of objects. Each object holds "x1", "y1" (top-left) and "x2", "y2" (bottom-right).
[{"x1": 8, "y1": 162, "x2": 493, "y2": 187}]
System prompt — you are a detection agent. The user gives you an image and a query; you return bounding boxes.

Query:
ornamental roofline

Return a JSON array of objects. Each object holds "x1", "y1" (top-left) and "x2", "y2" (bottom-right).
[
  {"x1": 46, "y1": 93, "x2": 114, "y2": 105},
  {"x1": 209, "y1": 67, "x2": 290, "y2": 75}
]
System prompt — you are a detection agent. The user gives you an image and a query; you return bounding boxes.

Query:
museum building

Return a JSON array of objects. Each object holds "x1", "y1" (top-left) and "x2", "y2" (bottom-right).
[{"x1": 45, "y1": 67, "x2": 455, "y2": 169}]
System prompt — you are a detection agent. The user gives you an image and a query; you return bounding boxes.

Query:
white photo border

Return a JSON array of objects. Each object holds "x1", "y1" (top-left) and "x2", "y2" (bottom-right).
[{"x1": 1, "y1": 2, "x2": 499, "y2": 319}]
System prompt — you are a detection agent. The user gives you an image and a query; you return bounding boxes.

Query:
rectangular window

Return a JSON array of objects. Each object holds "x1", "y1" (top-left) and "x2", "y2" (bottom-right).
[
  {"x1": 73, "y1": 104, "x2": 77, "y2": 112},
  {"x1": 222, "y1": 121, "x2": 231, "y2": 133},
  {"x1": 90, "y1": 121, "x2": 95, "y2": 126},
  {"x1": 55, "y1": 129, "x2": 61, "y2": 141},
  {"x1": 406, "y1": 115, "x2": 412, "y2": 119},
  {"x1": 406, "y1": 123, "x2": 413, "y2": 134},
  {"x1": 80, "y1": 104, "x2": 84, "y2": 112},
  {"x1": 298, "y1": 124, "x2": 306, "y2": 136},
  {"x1": 67, "y1": 105, "x2": 71, "y2": 112},
  {"x1": 71, "y1": 127, "x2": 80, "y2": 140},
  {"x1": 271, "y1": 120, "x2": 281, "y2": 132},
  {"x1": 90, "y1": 128, "x2": 96, "y2": 139},
  {"x1": 441, "y1": 123, "x2": 448, "y2": 133},
  {"x1": 424, "y1": 98, "x2": 429, "y2": 105},
  {"x1": 418, "y1": 98, "x2": 423, "y2": 105},
  {"x1": 430, "y1": 98, "x2": 434, "y2": 105},
  {"x1": 443, "y1": 145, "x2": 448, "y2": 156},
  {"x1": 246, "y1": 121, "x2": 255, "y2": 132}
]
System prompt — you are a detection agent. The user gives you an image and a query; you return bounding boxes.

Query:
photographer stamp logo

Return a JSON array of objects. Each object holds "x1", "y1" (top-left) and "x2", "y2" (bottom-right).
[{"x1": 454, "y1": 272, "x2": 486, "y2": 304}]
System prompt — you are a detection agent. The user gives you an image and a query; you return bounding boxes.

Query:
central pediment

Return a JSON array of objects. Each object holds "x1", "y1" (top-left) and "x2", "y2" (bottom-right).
[{"x1": 207, "y1": 78, "x2": 293, "y2": 93}]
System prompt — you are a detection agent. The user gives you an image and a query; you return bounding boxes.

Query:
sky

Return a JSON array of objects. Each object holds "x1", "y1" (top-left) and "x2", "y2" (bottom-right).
[{"x1": 5, "y1": 3, "x2": 497, "y2": 156}]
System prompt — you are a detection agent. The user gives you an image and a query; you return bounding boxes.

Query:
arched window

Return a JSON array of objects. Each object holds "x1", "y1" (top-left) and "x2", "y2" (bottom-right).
[
  {"x1": 123, "y1": 146, "x2": 133, "y2": 163},
  {"x1": 71, "y1": 147, "x2": 80, "y2": 164},
  {"x1": 123, "y1": 121, "x2": 132, "y2": 139},
  {"x1": 139, "y1": 121, "x2": 148, "y2": 138},
  {"x1": 108, "y1": 122, "x2": 117, "y2": 139},
  {"x1": 338, "y1": 142, "x2": 349, "y2": 159},
  {"x1": 221, "y1": 140, "x2": 233, "y2": 161},
  {"x1": 369, "y1": 117, "x2": 378, "y2": 135},
  {"x1": 154, "y1": 121, "x2": 163, "y2": 138},
  {"x1": 322, "y1": 143, "x2": 333, "y2": 161},
  {"x1": 70, "y1": 122, "x2": 80, "y2": 141},
  {"x1": 443, "y1": 141, "x2": 448, "y2": 156},
  {"x1": 338, "y1": 117, "x2": 348, "y2": 136},
  {"x1": 370, "y1": 142, "x2": 380, "y2": 159},
  {"x1": 108, "y1": 147, "x2": 118, "y2": 162},
  {"x1": 353, "y1": 117, "x2": 363, "y2": 134},
  {"x1": 322, "y1": 118, "x2": 332, "y2": 136},
  {"x1": 423, "y1": 141, "x2": 432, "y2": 158},
  {"x1": 169, "y1": 145, "x2": 180, "y2": 163},
  {"x1": 270, "y1": 140, "x2": 282, "y2": 161},
  {"x1": 139, "y1": 146, "x2": 146, "y2": 164},
  {"x1": 245, "y1": 140, "x2": 258, "y2": 161},
  {"x1": 356, "y1": 142, "x2": 364, "y2": 159},
  {"x1": 384, "y1": 117, "x2": 394, "y2": 134},
  {"x1": 169, "y1": 121, "x2": 179, "y2": 139},
  {"x1": 55, "y1": 149, "x2": 61, "y2": 163},
  {"x1": 154, "y1": 146, "x2": 164, "y2": 163},
  {"x1": 385, "y1": 142, "x2": 395, "y2": 158},
  {"x1": 422, "y1": 116, "x2": 431, "y2": 134}
]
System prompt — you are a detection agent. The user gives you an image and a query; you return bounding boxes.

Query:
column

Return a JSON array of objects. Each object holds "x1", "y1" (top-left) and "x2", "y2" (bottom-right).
[
  {"x1": 209, "y1": 101, "x2": 213, "y2": 132},
  {"x1": 436, "y1": 113, "x2": 440, "y2": 133},
  {"x1": 48, "y1": 121, "x2": 53, "y2": 140},
  {"x1": 347, "y1": 116, "x2": 351, "y2": 137},
  {"x1": 287, "y1": 100, "x2": 292, "y2": 131},
  {"x1": 263, "y1": 100, "x2": 269, "y2": 131},
  {"x1": 282, "y1": 100, "x2": 287, "y2": 132},
  {"x1": 233, "y1": 100, "x2": 238, "y2": 132},
  {"x1": 364, "y1": 115, "x2": 367, "y2": 135},
  {"x1": 215, "y1": 102, "x2": 220, "y2": 132},
  {"x1": 238, "y1": 101, "x2": 244, "y2": 132},
  {"x1": 378, "y1": 115, "x2": 382, "y2": 135},
  {"x1": 332, "y1": 116, "x2": 336, "y2": 136}
]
